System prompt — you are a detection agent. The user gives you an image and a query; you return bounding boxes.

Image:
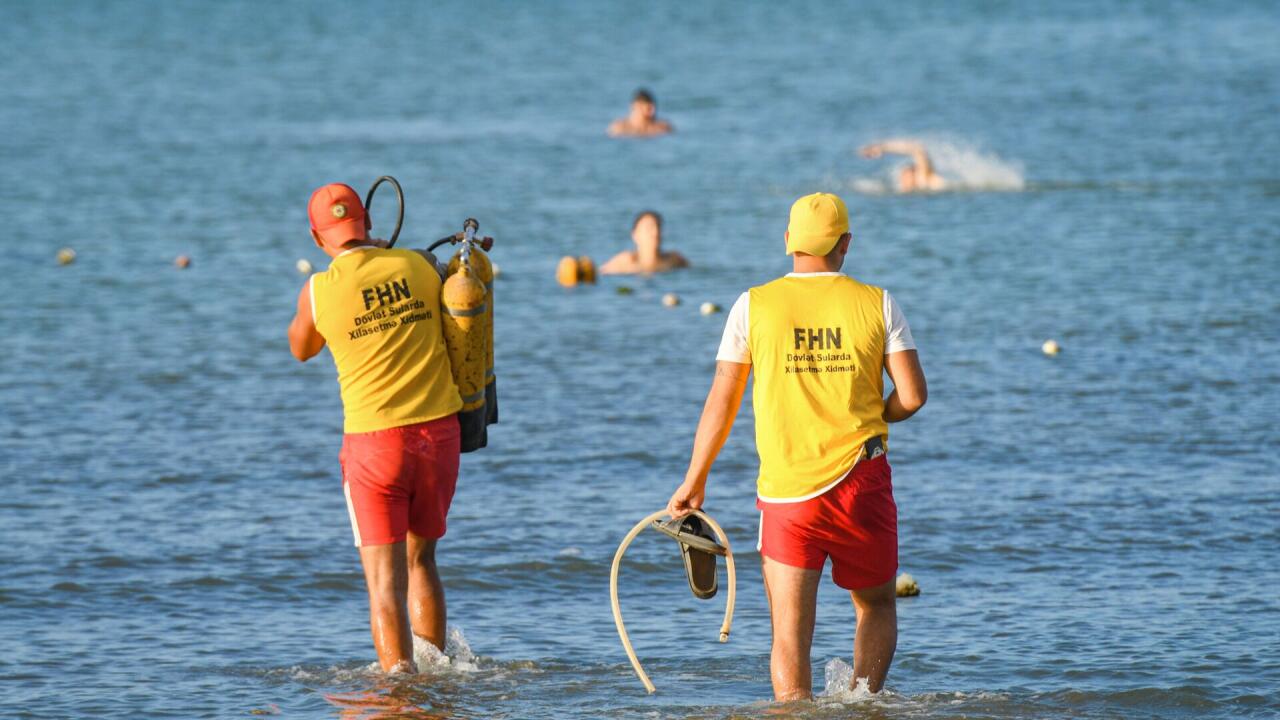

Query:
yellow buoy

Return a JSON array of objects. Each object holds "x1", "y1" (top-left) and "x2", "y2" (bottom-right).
[
  {"x1": 577, "y1": 256, "x2": 596, "y2": 284},
  {"x1": 57, "y1": 248, "x2": 77, "y2": 265},
  {"x1": 556, "y1": 256, "x2": 598, "y2": 287},
  {"x1": 1042, "y1": 339, "x2": 1061, "y2": 356},
  {"x1": 557, "y1": 256, "x2": 580, "y2": 287},
  {"x1": 700, "y1": 302, "x2": 722, "y2": 315},
  {"x1": 661, "y1": 293, "x2": 680, "y2": 307}
]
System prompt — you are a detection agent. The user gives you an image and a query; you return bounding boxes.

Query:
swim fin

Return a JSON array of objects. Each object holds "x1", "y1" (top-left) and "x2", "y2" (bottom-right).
[{"x1": 652, "y1": 515, "x2": 725, "y2": 600}]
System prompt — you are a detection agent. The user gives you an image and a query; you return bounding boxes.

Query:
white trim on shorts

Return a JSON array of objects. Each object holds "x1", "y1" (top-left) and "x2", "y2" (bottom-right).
[{"x1": 343, "y1": 481, "x2": 363, "y2": 547}]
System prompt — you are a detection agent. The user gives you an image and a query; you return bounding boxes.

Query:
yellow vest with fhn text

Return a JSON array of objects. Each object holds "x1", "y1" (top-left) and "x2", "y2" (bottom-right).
[
  {"x1": 748, "y1": 275, "x2": 889, "y2": 500},
  {"x1": 311, "y1": 247, "x2": 461, "y2": 433}
]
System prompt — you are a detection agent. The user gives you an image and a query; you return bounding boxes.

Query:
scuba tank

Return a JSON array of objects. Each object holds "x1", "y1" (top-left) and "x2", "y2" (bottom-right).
[
  {"x1": 439, "y1": 219, "x2": 497, "y2": 452},
  {"x1": 366, "y1": 177, "x2": 497, "y2": 452}
]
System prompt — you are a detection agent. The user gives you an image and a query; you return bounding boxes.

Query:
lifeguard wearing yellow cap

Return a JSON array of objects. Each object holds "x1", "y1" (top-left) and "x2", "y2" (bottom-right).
[{"x1": 785, "y1": 192, "x2": 849, "y2": 256}]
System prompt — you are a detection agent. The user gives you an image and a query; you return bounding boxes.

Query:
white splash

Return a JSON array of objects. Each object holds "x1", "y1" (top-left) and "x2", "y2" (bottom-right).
[
  {"x1": 413, "y1": 625, "x2": 481, "y2": 673},
  {"x1": 848, "y1": 138, "x2": 1025, "y2": 193},
  {"x1": 817, "y1": 658, "x2": 889, "y2": 703},
  {"x1": 927, "y1": 140, "x2": 1025, "y2": 191}
]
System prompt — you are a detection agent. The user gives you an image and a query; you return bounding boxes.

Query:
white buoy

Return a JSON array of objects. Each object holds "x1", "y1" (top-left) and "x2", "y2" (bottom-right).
[
  {"x1": 700, "y1": 302, "x2": 721, "y2": 316},
  {"x1": 491, "y1": 262, "x2": 501, "y2": 278},
  {"x1": 662, "y1": 293, "x2": 680, "y2": 307},
  {"x1": 296, "y1": 258, "x2": 313, "y2": 275},
  {"x1": 1042, "y1": 339, "x2": 1061, "y2": 356},
  {"x1": 57, "y1": 248, "x2": 77, "y2": 265}
]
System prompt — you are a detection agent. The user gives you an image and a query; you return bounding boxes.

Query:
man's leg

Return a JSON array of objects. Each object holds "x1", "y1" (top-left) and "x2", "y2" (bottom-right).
[
  {"x1": 357, "y1": 541, "x2": 415, "y2": 673},
  {"x1": 406, "y1": 531, "x2": 446, "y2": 650},
  {"x1": 761, "y1": 556, "x2": 821, "y2": 701},
  {"x1": 849, "y1": 577, "x2": 897, "y2": 692}
]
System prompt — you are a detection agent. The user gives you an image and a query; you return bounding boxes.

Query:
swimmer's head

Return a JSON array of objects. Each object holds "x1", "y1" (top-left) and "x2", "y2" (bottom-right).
[
  {"x1": 632, "y1": 210, "x2": 663, "y2": 249},
  {"x1": 631, "y1": 88, "x2": 657, "y2": 120}
]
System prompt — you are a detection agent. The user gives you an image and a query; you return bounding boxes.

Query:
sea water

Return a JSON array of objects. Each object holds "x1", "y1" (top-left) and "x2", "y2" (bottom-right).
[{"x1": 2, "y1": 1, "x2": 1278, "y2": 718}]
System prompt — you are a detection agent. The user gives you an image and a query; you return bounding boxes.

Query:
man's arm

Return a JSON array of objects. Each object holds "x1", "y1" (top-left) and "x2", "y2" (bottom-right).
[
  {"x1": 883, "y1": 349, "x2": 927, "y2": 422},
  {"x1": 667, "y1": 361, "x2": 751, "y2": 517},
  {"x1": 287, "y1": 280, "x2": 326, "y2": 362},
  {"x1": 861, "y1": 139, "x2": 934, "y2": 176}
]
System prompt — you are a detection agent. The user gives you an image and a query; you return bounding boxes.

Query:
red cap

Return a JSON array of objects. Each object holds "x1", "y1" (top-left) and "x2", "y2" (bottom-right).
[{"x1": 308, "y1": 183, "x2": 368, "y2": 246}]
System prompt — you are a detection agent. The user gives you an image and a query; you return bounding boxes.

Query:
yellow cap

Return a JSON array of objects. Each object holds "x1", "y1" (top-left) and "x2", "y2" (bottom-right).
[{"x1": 785, "y1": 192, "x2": 849, "y2": 256}]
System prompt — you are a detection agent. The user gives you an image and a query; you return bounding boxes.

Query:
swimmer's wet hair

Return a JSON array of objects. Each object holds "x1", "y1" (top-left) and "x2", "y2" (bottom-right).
[
  {"x1": 633, "y1": 210, "x2": 663, "y2": 230},
  {"x1": 633, "y1": 88, "x2": 656, "y2": 105}
]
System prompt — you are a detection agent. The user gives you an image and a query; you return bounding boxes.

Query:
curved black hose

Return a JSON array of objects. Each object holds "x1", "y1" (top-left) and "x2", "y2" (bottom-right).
[
  {"x1": 427, "y1": 219, "x2": 491, "y2": 253},
  {"x1": 364, "y1": 176, "x2": 404, "y2": 248},
  {"x1": 427, "y1": 234, "x2": 459, "y2": 252}
]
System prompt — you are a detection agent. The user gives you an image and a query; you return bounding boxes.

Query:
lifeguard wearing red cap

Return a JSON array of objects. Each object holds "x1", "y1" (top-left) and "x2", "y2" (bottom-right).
[{"x1": 308, "y1": 183, "x2": 368, "y2": 247}]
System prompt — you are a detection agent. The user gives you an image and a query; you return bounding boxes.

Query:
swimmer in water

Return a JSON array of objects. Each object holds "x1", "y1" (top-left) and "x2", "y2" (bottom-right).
[
  {"x1": 600, "y1": 211, "x2": 689, "y2": 275},
  {"x1": 607, "y1": 88, "x2": 674, "y2": 137},
  {"x1": 859, "y1": 140, "x2": 946, "y2": 193}
]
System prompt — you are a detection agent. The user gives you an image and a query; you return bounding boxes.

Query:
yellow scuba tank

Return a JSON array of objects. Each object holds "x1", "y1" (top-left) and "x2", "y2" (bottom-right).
[
  {"x1": 447, "y1": 240, "x2": 498, "y2": 427},
  {"x1": 441, "y1": 220, "x2": 497, "y2": 452}
]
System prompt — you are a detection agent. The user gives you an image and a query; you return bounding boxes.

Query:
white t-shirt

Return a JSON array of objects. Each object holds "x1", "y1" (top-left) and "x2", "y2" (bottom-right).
[{"x1": 716, "y1": 272, "x2": 916, "y2": 364}]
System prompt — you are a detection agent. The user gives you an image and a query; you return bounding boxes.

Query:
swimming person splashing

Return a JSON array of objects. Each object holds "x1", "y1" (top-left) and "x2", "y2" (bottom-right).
[
  {"x1": 287, "y1": 183, "x2": 464, "y2": 674},
  {"x1": 860, "y1": 139, "x2": 947, "y2": 193},
  {"x1": 665, "y1": 193, "x2": 927, "y2": 700}
]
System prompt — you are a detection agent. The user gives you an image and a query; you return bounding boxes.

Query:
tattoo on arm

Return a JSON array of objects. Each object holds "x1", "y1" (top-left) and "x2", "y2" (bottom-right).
[{"x1": 715, "y1": 363, "x2": 750, "y2": 381}]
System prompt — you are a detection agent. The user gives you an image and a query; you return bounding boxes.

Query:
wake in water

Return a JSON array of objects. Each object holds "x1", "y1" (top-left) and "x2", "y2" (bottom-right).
[{"x1": 848, "y1": 138, "x2": 1026, "y2": 194}]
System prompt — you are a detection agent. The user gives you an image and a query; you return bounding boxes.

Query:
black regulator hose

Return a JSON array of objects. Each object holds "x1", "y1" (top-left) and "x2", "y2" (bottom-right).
[
  {"x1": 427, "y1": 219, "x2": 493, "y2": 253},
  {"x1": 364, "y1": 176, "x2": 404, "y2": 248}
]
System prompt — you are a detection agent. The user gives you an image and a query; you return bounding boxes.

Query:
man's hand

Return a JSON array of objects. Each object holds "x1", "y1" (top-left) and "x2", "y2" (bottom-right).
[{"x1": 667, "y1": 478, "x2": 706, "y2": 519}]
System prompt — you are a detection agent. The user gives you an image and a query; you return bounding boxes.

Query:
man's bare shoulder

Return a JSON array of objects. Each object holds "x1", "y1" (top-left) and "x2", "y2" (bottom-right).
[{"x1": 600, "y1": 250, "x2": 639, "y2": 274}]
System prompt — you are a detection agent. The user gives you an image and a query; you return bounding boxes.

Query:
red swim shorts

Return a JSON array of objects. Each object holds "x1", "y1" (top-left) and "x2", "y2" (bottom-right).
[
  {"x1": 339, "y1": 415, "x2": 461, "y2": 547},
  {"x1": 756, "y1": 454, "x2": 898, "y2": 590}
]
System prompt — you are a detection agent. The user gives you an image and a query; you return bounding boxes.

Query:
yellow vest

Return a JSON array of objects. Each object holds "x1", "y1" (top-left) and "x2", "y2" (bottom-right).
[
  {"x1": 748, "y1": 274, "x2": 889, "y2": 500},
  {"x1": 311, "y1": 247, "x2": 462, "y2": 433}
]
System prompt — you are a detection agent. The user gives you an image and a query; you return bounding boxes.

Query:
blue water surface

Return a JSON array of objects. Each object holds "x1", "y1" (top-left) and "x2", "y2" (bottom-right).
[{"x1": 1, "y1": 1, "x2": 1278, "y2": 718}]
